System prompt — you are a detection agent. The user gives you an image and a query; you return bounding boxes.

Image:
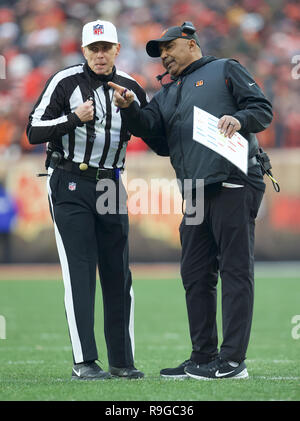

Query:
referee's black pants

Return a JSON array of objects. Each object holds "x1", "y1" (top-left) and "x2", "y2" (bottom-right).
[
  {"x1": 180, "y1": 183, "x2": 264, "y2": 364},
  {"x1": 47, "y1": 167, "x2": 134, "y2": 367}
]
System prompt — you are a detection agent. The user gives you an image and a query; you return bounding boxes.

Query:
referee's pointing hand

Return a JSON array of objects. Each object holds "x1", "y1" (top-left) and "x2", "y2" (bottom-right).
[{"x1": 108, "y1": 82, "x2": 134, "y2": 109}]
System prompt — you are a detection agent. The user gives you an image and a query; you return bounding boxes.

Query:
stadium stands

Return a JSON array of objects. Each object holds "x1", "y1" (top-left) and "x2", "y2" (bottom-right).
[{"x1": 0, "y1": 0, "x2": 299, "y2": 156}]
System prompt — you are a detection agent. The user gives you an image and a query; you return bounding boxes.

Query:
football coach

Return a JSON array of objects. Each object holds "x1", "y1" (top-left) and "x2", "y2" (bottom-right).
[{"x1": 109, "y1": 21, "x2": 273, "y2": 380}]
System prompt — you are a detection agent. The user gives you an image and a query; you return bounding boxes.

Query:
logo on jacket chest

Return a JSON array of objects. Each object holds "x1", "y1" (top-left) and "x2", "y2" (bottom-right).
[
  {"x1": 195, "y1": 80, "x2": 204, "y2": 87},
  {"x1": 68, "y1": 182, "x2": 77, "y2": 191}
]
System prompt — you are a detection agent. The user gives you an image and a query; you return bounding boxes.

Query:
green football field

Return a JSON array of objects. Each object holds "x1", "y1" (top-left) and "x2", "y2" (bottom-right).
[{"x1": 0, "y1": 264, "x2": 299, "y2": 402}]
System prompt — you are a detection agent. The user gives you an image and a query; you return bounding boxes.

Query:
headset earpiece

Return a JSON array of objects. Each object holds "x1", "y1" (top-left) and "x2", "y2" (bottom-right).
[{"x1": 181, "y1": 21, "x2": 196, "y2": 35}]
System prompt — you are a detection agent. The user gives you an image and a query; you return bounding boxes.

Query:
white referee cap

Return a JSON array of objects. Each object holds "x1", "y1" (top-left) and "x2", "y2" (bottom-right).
[{"x1": 82, "y1": 20, "x2": 118, "y2": 47}]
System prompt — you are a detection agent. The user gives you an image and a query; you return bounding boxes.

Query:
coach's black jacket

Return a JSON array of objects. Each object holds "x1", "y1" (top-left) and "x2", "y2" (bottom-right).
[{"x1": 121, "y1": 56, "x2": 273, "y2": 189}]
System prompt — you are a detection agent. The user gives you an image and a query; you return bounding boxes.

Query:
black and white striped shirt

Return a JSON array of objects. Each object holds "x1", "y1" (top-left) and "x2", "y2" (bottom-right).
[{"x1": 27, "y1": 62, "x2": 149, "y2": 169}]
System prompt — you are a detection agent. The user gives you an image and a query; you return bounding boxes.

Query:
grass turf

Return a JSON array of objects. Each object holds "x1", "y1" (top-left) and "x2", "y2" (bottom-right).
[{"x1": 0, "y1": 273, "x2": 299, "y2": 401}]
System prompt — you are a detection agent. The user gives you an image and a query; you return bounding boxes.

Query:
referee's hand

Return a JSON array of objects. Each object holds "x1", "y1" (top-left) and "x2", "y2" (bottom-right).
[
  {"x1": 75, "y1": 100, "x2": 94, "y2": 122},
  {"x1": 108, "y1": 82, "x2": 134, "y2": 109}
]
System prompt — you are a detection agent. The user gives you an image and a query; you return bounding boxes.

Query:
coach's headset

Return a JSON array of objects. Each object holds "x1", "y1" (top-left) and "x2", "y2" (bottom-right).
[{"x1": 181, "y1": 21, "x2": 197, "y2": 35}]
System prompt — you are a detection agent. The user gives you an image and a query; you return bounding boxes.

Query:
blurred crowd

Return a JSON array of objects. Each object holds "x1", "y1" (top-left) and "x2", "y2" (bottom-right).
[{"x1": 0, "y1": 0, "x2": 300, "y2": 159}]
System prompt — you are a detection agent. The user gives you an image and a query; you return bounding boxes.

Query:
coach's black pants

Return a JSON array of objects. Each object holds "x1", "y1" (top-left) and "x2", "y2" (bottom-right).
[
  {"x1": 47, "y1": 167, "x2": 134, "y2": 367},
  {"x1": 180, "y1": 183, "x2": 264, "y2": 364}
]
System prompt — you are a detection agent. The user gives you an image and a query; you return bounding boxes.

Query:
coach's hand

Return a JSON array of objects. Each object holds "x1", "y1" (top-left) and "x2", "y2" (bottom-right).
[
  {"x1": 75, "y1": 100, "x2": 94, "y2": 122},
  {"x1": 218, "y1": 115, "x2": 241, "y2": 139},
  {"x1": 108, "y1": 82, "x2": 134, "y2": 109}
]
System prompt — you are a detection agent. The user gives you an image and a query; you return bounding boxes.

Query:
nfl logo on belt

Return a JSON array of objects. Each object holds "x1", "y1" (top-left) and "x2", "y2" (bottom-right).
[
  {"x1": 93, "y1": 24, "x2": 104, "y2": 35},
  {"x1": 68, "y1": 182, "x2": 76, "y2": 191}
]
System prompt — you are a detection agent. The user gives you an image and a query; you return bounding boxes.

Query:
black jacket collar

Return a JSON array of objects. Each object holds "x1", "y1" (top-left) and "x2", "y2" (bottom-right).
[
  {"x1": 83, "y1": 62, "x2": 116, "y2": 89},
  {"x1": 172, "y1": 56, "x2": 217, "y2": 80}
]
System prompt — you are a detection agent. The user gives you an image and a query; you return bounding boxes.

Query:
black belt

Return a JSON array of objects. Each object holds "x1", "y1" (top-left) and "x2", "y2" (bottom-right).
[{"x1": 57, "y1": 159, "x2": 119, "y2": 181}]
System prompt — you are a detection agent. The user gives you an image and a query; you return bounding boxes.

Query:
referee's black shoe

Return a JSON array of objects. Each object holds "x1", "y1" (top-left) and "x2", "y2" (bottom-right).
[
  {"x1": 71, "y1": 361, "x2": 112, "y2": 380},
  {"x1": 109, "y1": 366, "x2": 144, "y2": 379},
  {"x1": 160, "y1": 359, "x2": 196, "y2": 379},
  {"x1": 184, "y1": 357, "x2": 249, "y2": 380}
]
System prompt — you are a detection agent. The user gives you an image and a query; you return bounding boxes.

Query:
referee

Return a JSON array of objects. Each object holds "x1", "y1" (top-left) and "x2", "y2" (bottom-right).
[{"x1": 26, "y1": 20, "x2": 154, "y2": 380}]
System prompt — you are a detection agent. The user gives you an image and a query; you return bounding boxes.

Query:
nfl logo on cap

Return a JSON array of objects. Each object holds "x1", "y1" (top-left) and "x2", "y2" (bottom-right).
[{"x1": 93, "y1": 24, "x2": 104, "y2": 35}]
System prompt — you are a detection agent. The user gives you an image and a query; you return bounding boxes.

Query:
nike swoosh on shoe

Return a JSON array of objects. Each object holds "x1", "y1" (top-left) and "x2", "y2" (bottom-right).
[{"x1": 215, "y1": 369, "x2": 235, "y2": 377}]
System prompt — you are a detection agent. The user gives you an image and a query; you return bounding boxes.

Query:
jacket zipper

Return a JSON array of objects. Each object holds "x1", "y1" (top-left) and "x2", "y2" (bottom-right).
[{"x1": 175, "y1": 77, "x2": 189, "y2": 184}]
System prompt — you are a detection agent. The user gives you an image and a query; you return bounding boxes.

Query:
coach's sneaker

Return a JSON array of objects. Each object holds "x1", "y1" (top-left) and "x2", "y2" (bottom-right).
[
  {"x1": 160, "y1": 359, "x2": 196, "y2": 379},
  {"x1": 72, "y1": 361, "x2": 111, "y2": 380},
  {"x1": 109, "y1": 366, "x2": 144, "y2": 379},
  {"x1": 185, "y1": 357, "x2": 249, "y2": 380}
]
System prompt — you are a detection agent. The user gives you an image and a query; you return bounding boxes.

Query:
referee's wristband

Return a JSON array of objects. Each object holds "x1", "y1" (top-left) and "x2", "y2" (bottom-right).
[{"x1": 68, "y1": 112, "x2": 84, "y2": 128}]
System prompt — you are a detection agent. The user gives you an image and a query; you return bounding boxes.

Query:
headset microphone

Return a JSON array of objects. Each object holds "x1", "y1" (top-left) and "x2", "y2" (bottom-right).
[{"x1": 156, "y1": 70, "x2": 169, "y2": 84}]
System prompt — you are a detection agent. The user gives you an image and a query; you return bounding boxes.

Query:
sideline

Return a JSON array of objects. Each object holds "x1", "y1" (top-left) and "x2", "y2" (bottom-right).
[{"x1": 0, "y1": 261, "x2": 299, "y2": 281}]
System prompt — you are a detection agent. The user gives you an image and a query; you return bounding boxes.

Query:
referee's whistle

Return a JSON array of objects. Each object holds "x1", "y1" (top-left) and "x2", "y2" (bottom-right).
[{"x1": 79, "y1": 163, "x2": 88, "y2": 171}]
